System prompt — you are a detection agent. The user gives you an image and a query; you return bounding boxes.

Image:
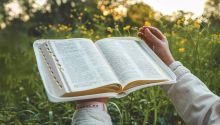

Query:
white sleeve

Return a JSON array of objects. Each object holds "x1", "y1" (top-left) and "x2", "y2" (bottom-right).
[
  {"x1": 161, "y1": 61, "x2": 220, "y2": 125},
  {"x1": 72, "y1": 108, "x2": 112, "y2": 125}
]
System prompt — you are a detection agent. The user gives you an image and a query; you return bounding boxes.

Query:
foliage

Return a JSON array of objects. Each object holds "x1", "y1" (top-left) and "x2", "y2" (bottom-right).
[
  {"x1": 204, "y1": 0, "x2": 220, "y2": 22},
  {"x1": 0, "y1": 1, "x2": 220, "y2": 125}
]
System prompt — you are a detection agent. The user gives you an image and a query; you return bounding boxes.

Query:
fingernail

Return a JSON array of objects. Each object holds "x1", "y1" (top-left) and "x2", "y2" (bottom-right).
[
  {"x1": 144, "y1": 28, "x2": 149, "y2": 33},
  {"x1": 139, "y1": 27, "x2": 143, "y2": 31}
]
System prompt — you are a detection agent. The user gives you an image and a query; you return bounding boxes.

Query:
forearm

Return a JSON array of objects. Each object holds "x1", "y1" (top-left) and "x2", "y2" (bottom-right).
[{"x1": 161, "y1": 61, "x2": 220, "y2": 125}]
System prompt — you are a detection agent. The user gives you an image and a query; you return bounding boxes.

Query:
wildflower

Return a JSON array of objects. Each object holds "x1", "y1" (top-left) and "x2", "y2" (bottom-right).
[
  {"x1": 177, "y1": 19, "x2": 182, "y2": 25},
  {"x1": 94, "y1": 14, "x2": 99, "y2": 18},
  {"x1": 65, "y1": 34, "x2": 72, "y2": 38},
  {"x1": 19, "y1": 86, "x2": 24, "y2": 91},
  {"x1": 144, "y1": 21, "x2": 151, "y2": 26},
  {"x1": 178, "y1": 47, "x2": 185, "y2": 53},
  {"x1": 0, "y1": 22, "x2": 6, "y2": 29},
  {"x1": 107, "y1": 34, "x2": 112, "y2": 37},
  {"x1": 58, "y1": 24, "x2": 72, "y2": 32},
  {"x1": 90, "y1": 29, "x2": 94, "y2": 35},
  {"x1": 177, "y1": 121, "x2": 182, "y2": 125},
  {"x1": 123, "y1": 25, "x2": 131, "y2": 31},
  {"x1": 171, "y1": 31, "x2": 176, "y2": 36},
  {"x1": 48, "y1": 24, "x2": 52, "y2": 28},
  {"x1": 103, "y1": 10, "x2": 108, "y2": 16},
  {"x1": 131, "y1": 26, "x2": 138, "y2": 31},
  {"x1": 92, "y1": 17, "x2": 97, "y2": 21},
  {"x1": 164, "y1": 32, "x2": 170, "y2": 37},
  {"x1": 181, "y1": 17, "x2": 185, "y2": 22},
  {"x1": 107, "y1": 27, "x2": 113, "y2": 33},
  {"x1": 180, "y1": 39, "x2": 187, "y2": 44},
  {"x1": 114, "y1": 14, "x2": 122, "y2": 21},
  {"x1": 194, "y1": 20, "x2": 200, "y2": 29},
  {"x1": 95, "y1": 35, "x2": 100, "y2": 39},
  {"x1": 81, "y1": 31, "x2": 87, "y2": 35},
  {"x1": 80, "y1": 25, "x2": 86, "y2": 30},
  {"x1": 211, "y1": 34, "x2": 218, "y2": 39},
  {"x1": 115, "y1": 25, "x2": 119, "y2": 30},
  {"x1": 100, "y1": 15, "x2": 105, "y2": 20}
]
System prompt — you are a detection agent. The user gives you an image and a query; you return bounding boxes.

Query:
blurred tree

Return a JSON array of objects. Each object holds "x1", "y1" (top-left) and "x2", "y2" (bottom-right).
[
  {"x1": 0, "y1": 0, "x2": 103, "y2": 30},
  {"x1": 127, "y1": 2, "x2": 155, "y2": 25},
  {"x1": 0, "y1": 0, "x2": 9, "y2": 29},
  {"x1": 203, "y1": 0, "x2": 220, "y2": 25},
  {"x1": 97, "y1": 0, "x2": 131, "y2": 21}
]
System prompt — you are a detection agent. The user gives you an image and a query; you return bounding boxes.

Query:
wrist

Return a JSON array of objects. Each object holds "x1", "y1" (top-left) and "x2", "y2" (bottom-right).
[
  {"x1": 164, "y1": 57, "x2": 175, "y2": 66},
  {"x1": 155, "y1": 48, "x2": 175, "y2": 66},
  {"x1": 160, "y1": 53, "x2": 175, "y2": 66}
]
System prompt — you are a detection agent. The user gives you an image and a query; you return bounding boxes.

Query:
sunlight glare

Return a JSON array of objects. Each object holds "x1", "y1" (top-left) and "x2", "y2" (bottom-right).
[
  {"x1": 5, "y1": 1, "x2": 22, "y2": 17},
  {"x1": 36, "y1": 0, "x2": 47, "y2": 6},
  {"x1": 143, "y1": 0, "x2": 207, "y2": 16}
]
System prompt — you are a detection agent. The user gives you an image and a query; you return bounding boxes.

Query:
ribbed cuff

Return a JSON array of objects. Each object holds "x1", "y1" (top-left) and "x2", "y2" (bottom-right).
[
  {"x1": 76, "y1": 101, "x2": 108, "y2": 112},
  {"x1": 169, "y1": 61, "x2": 190, "y2": 79}
]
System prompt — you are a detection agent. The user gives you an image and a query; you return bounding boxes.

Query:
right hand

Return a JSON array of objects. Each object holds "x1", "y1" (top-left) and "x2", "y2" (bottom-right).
[{"x1": 138, "y1": 26, "x2": 175, "y2": 66}]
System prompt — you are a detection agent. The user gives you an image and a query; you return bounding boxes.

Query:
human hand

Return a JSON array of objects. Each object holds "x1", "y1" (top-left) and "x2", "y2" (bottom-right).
[{"x1": 138, "y1": 26, "x2": 175, "y2": 66}]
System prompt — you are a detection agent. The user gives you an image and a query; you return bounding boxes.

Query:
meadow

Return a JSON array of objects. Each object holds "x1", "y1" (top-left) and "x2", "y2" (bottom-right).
[{"x1": 0, "y1": 1, "x2": 220, "y2": 125}]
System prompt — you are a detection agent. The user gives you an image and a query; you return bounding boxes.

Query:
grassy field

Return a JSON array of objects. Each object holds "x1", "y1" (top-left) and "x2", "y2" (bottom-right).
[{"x1": 0, "y1": 10, "x2": 220, "y2": 125}]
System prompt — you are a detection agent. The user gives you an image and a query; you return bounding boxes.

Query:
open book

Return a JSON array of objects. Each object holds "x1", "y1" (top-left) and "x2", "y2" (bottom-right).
[{"x1": 33, "y1": 37, "x2": 176, "y2": 102}]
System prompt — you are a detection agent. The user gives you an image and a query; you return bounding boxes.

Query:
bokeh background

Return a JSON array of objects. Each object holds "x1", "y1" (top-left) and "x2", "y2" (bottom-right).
[{"x1": 0, "y1": 0, "x2": 220, "y2": 124}]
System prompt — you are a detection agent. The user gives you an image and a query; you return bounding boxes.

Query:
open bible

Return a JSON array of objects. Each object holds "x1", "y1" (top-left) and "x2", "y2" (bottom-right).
[{"x1": 33, "y1": 37, "x2": 176, "y2": 102}]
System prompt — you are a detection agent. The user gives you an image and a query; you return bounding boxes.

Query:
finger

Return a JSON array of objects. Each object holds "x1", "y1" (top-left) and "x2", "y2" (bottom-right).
[
  {"x1": 139, "y1": 26, "x2": 147, "y2": 33},
  {"x1": 139, "y1": 27, "x2": 145, "y2": 33},
  {"x1": 142, "y1": 26, "x2": 165, "y2": 40},
  {"x1": 138, "y1": 29, "x2": 156, "y2": 44},
  {"x1": 144, "y1": 28, "x2": 160, "y2": 44},
  {"x1": 137, "y1": 32, "x2": 146, "y2": 40},
  {"x1": 138, "y1": 32, "x2": 154, "y2": 49},
  {"x1": 147, "y1": 27, "x2": 166, "y2": 40}
]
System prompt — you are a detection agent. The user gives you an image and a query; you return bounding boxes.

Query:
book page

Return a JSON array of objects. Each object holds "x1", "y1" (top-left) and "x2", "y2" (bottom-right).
[
  {"x1": 95, "y1": 38, "x2": 168, "y2": 86},
  {"x1": 48, "y1": 39, "x2": 119, "y2": 91}
]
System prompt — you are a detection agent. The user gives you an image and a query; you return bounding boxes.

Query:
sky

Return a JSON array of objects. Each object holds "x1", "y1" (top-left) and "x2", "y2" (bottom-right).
[{"x1": 143, "y1": 0, "x2": 207, "y2": 16}]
